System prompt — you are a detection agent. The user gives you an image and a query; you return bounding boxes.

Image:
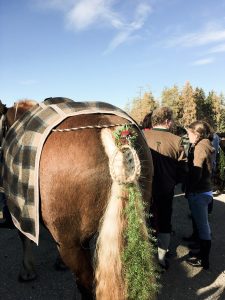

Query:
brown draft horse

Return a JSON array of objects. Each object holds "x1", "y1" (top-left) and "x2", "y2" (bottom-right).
[{"x1": 2, "y1": 100, "x2": 154, "y2": 300}]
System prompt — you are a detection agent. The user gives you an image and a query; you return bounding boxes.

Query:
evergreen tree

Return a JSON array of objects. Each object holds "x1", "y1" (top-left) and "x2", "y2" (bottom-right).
[
  {"x1": 204, "y1": 91, "x2": 220, "y2": 129},
  {"x1": 216, "y1": 93, "x2": 225, "y2": 132},
  {"x1": 194, "y1": 87, "x2": 206, "y2": 120},
  {"x1": 126, "y1": 91, "x2": 158, "y2": 124},
  {"x1": 212, "y1": 91, "x2": 222, "y2": 130},
  {"x1": 181, "y1": 81, "x2": 196, "y2": 127},
  {"x1": 220, "y1": 93, "x2": 225, "y2": 106},
  {"x1": 218, "y1": 108, "x2": 225, "y2": 133},
  {"x1": 161, "y1": 85, "x2": 183, "y2": 121},
  {"x1": 218, "y1": 147, "x2": 225, "y2": 181}
]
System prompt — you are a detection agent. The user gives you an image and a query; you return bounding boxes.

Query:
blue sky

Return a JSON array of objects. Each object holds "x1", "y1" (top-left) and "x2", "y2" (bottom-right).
[{"x1": 1, "y1": 0, "x2": 225, "y2": 109}]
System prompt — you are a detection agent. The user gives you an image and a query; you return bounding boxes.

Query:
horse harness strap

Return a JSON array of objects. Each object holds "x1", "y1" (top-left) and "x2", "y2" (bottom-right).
[{"x1": 52, "y1": 123, "x2": 132, "y2": 132}]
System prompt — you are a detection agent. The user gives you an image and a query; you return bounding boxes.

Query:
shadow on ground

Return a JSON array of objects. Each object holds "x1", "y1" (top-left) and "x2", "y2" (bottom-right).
[
  {"x1": 157, "y1": 186, "x2": 225, "y2": 300},
  {"x1": 1, "y1": 186, "x2": 225, "y2": 299},
  {"x1": 0, "y1": 226, "x2": 76, "y2": 299}
]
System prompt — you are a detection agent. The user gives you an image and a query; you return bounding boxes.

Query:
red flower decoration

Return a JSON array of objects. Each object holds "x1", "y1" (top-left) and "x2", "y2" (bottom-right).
[{"x1": 121, "y1": 130, "x2": 130, "y2": 137}]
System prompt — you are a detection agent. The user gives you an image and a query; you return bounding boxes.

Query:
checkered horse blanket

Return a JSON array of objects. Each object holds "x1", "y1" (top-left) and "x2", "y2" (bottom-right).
[{"x1": 2, "y1": 97, "x2": 137, "y2": 244}]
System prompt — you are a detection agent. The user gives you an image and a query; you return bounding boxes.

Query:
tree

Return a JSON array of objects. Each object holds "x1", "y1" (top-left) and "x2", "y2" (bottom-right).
[
  {"x1": 194, "y1": 87, "x2": 206, "y2": 120},
  {"x1": 218, "y1": 108, "x2": 225, "y2": 133},
  {"x1": 211, "y1": 91, "x2": 222, "y2": 130},
  {"x1": 161, "y1": 85, "x2": 183, "y2": 123},
  {"x1": 126, "y1": 91, "x2": 158, "y2": 124},
  {"x1": 203, "y1": 91, "x2": 221, "y2": 130},
  {"x1": 181, "y1": 81, "x2": 196, "y2": 127}
]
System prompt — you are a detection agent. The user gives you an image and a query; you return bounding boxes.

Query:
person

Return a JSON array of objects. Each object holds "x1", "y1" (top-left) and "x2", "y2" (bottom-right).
[
  {"x1": 141, "y1": 111, "x2": 153, "y2": 130},
  {"x1": 144, "y1": 107, "x2": 186, "y2": 269},
  {"x1": 183, "y1": 131, "x2": 218, "y2": 246},
  {"x1": 185, "y1": 121, "x2": 214, "y2": 270},
  {"x1": 211, "y1": 132, "x2": 221, "y2": 191}
]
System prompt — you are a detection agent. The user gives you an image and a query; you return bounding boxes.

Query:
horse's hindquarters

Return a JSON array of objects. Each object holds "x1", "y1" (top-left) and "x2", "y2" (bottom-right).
[
  {"x1": 39, "y1": 115, "x2": 115, "y2": 243},
  {"x1": 39, "y1": 114, "x2": 154, "y2": 299}
]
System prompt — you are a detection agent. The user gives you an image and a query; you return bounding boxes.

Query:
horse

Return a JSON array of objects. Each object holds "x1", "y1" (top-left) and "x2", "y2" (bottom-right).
[{"x1": 0, "y1": 99, "x2": 156, "y2": 300}]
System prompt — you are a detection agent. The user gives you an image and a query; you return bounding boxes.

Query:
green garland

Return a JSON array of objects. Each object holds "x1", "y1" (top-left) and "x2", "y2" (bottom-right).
[
  {"x1": 112, "y1": 124, "x2": 159, "y2": 299},
  {"x1": 122, "y1": 184, "x2": 159, "y2": 300},
  {"x1": 113, "y1": 124, "x2": 138, "y2": 148}
]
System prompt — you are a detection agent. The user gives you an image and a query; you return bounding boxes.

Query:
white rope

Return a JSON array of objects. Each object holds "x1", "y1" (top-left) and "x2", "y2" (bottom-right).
[
  {"x1": 52, "y1": 123, "x2": 130, "y2": 132},
  {"x1": 109, "y1": 145, "x2": 141, "y2": 184}
]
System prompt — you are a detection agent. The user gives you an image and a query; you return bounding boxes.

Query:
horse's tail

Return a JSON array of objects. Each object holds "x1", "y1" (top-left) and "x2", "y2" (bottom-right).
[{"x1": 94, "y1": 127, "x2": 157, "y2": 300}]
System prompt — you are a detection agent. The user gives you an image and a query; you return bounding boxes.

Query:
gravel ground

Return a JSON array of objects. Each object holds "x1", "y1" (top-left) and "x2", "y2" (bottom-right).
[
  {"x1": 157, "y1": 186, "x2": 225, "y2": 300},
  {"x1": 0, "y1": 226, "x2": 75, "y2": 299},
  {"x1": 0, "y1": 186, "x2": 224, "y2": 299}
]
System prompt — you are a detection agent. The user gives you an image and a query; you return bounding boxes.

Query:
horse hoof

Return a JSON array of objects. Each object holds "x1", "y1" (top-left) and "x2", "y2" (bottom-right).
[{"x1": 18, "y1": 272, "x2": 38, "y2": 282}]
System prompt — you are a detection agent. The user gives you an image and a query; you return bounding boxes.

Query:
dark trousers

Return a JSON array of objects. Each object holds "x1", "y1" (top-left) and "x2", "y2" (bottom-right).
[{"x1": 151, "y1": 190, "x2": 174, "y2": 233}]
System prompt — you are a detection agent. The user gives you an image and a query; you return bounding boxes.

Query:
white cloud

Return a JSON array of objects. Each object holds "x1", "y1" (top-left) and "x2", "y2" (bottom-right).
[
  {"x1": 32, "y1": 0, "x2": 152, "y2": 52},
  {"x1": 104, "y1": 2, "x2": 152, "y2": 53},
  {"x1": 165, "y1": 22, "x2": 225, "y2": 66},
  {"x1": 167, "y1": 23, "x2": 225, "y2": 48},
  {"x1": 192, "y1": 57, "x2": 214, "y2": 66},
  {"x1": 66, "y1": 0, "x2": 111, "y2": 30}
]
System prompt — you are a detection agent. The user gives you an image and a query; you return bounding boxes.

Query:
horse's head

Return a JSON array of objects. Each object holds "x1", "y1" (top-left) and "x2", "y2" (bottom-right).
[
  {"x1": 6, "y1": 99, "x2": 38, "y2": 128},
  {"x1": 0, "y1": 99, "x2": 38, "y2": 141}
]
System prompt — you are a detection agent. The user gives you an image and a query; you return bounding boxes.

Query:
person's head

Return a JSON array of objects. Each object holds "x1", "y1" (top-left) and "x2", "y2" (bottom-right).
[
  {"x1": 151, "y1": 106, "x2": 174, "y2": 129},
  {"x1": 141, "y1": 111, "x2": 153, "y2": 129},
  {"x1": 187, "y1": 120, "x2": 214, "y2": 144},
  {"x1": 175, "y1": 125, "x2": 187, "y2": 137}
]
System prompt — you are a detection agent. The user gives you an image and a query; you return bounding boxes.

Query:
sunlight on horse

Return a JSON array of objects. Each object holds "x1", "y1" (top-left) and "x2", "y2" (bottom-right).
[{"x1": 1, "y1": 99, "x2": 156, "y2": 300}]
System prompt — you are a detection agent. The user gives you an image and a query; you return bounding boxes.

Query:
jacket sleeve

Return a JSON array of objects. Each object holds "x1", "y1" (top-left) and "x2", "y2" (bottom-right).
[{"x1": 188, "y1": 146, "x2": 206, "y2": 189}]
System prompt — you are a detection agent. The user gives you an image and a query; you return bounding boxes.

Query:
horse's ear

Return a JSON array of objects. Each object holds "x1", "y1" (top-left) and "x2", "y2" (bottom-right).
[{"x1": 0, "y1": 100, "x2": 7, "y2": 115}]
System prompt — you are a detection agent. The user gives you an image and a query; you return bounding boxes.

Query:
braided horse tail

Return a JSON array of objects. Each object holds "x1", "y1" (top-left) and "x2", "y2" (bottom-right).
[{"x1": 94, "y1": 127, "x2": 156, "y2": 300}]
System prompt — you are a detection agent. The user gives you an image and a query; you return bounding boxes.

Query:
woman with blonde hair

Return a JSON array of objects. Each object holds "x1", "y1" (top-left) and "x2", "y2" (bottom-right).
[{"x1": 186, "y1": 120, "x2": 214, "y2": 270}]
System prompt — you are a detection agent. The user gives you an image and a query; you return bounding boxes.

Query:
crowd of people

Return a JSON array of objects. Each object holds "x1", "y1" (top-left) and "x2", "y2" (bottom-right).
[{"x1": 141, "y1": 106, "x2": 218, "y2": 271}]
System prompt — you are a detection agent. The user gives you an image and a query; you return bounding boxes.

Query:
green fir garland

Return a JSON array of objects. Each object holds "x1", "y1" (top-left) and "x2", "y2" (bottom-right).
[
  {"x1": 122, "y1": 184, "x2": 159, "y2": 300},
  {"x1": 113, "y1": 124, "x2": 138, "y2": 148},
  {"x1": 112, "y1": 124, "x2": 159, "y2": 299}
]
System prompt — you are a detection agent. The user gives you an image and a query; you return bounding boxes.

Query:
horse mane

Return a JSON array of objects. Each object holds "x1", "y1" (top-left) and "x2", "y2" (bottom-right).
[{"x1": 14, "y1": 99, "x2": 38, "y2": 110}]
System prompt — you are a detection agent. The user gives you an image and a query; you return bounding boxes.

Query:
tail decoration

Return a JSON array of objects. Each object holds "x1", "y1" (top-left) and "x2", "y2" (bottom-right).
[{"x1": 95, "y1": 124, "x2": 158, "y2": 300}]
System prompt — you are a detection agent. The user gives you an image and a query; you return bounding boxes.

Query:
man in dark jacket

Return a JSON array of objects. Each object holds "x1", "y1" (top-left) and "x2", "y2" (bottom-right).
[{"x1": 144, "y1": 107, "x2": 186, "y2": 269}]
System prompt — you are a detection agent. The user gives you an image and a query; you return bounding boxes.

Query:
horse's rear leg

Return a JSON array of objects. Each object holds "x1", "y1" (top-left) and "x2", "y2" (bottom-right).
[
  {"x1": 58, "y1": 244, "x2": 94, "y2": 300},
  {"x1": 18, "y1": 231, "x2": 37, "y2": 281}
]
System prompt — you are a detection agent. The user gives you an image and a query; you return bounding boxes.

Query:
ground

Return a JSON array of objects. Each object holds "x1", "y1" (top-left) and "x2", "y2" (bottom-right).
[
  {"x1": 0, "y1": 186, "x2": 225, "y2": 299},
  {"x1": 157, "y1": 186, "x2": 225, "y2": 300}
]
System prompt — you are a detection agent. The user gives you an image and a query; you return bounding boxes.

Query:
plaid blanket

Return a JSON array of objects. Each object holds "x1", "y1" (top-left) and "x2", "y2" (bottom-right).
[{"x1": 2, "y1": 97, "x2": 137, "y2": 244}]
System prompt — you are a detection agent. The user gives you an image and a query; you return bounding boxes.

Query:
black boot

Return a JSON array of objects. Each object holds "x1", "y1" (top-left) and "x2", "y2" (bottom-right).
[
  {"x1": 186, "y1": 240, "x2": 211, "y2": 270},
  {"x1": 200, "y1": 239, "x2": 211, "y2": 270}
]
